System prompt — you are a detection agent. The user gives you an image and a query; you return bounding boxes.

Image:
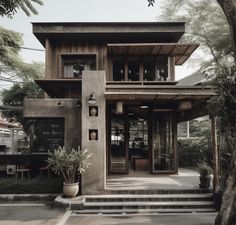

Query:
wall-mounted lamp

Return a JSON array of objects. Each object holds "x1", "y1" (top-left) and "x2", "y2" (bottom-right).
[
  {"x1": 57, "y1": 100, "x2": 64, "y2": 107},
  {"x1": 75, "y1": 100, "x2": 80, "y2": 107},
  {"x1": 178, "y1": 101, "x2": 192, "y2": 111},
  {"x1": 88, "y1": 92, "x2": 96, "y2": 104}
]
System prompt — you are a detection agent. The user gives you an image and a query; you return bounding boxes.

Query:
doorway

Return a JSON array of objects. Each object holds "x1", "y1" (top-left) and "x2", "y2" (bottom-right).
[{"x1": 107, "y1": 104, "x2": 176, "y2": 174}]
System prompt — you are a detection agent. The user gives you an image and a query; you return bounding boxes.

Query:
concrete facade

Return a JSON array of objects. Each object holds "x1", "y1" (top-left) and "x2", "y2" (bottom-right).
[
  {"x1": 81, "y1": 71, "x2": 106, "y2": 194},
  {"x1": 24, "y1": 98, "x2": 81, "y2": 148}
]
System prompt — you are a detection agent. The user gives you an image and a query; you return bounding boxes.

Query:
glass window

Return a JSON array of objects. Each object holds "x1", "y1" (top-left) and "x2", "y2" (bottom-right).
[
  {"x1": 62, "y1": 55, "x2": 96, "y2": 78},
  {"x1": 110, "y1": 117, "x2": 127, "y2": 173},
  {"x1": 143, "y1": 61, "x2": 155, "y2": 81},
  {"x1": 113, "y1": 60, "x2": 125, "y2": 81},
  {"x1": 128, "y1": 61, "x2": 139, "y2": 81},
  {"x1": 156, "y1": 57, "x2": 168, "y2": 81},
  {"x1": 153, "y1": 113, "x2": 174, "y2": 172}
]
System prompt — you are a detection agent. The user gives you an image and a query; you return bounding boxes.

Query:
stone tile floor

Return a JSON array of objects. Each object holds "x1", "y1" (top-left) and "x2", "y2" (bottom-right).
[{"x1": 106, "y1": 168, "x2": 211, "y2": 190}]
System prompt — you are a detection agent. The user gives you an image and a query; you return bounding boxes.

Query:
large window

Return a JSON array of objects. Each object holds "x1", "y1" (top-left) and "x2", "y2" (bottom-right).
[
  {"x1": 112, "y1": 56, "x2": 169, "y2": 82},
  {"x1": 113, "y1": 60, "x2": 125, "y2": 81},
  {"x1": 62, "y1": 55, "x2": 96, "y2": 78},
  {"x1": 128, "y1": 61, "x2": 139, "y2": 81}
]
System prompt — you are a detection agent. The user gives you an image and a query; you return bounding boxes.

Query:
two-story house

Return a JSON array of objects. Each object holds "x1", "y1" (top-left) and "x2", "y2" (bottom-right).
[{"x1": 23, "y1": 22, "x2": 216, "y2": 194}]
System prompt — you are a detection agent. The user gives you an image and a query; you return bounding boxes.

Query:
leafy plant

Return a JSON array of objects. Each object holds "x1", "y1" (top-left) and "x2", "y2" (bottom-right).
[
  {"x1": 198, "y1": 162, "x2": 212, "y2": 177},
  {"x1": 47, "y1": 146, "x2": 92, "y2": 184}
]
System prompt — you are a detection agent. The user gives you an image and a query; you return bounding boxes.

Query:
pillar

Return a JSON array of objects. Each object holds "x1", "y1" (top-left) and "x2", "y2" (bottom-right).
[
  {"x1": 211, "y1": 117, "x2": 219, "y2": 192},
  {"x1": 82, "y1": 71, "x2": 106, "y2": 194}
]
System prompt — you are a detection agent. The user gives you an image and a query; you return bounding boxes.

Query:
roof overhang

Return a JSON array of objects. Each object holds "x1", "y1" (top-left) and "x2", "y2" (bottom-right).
[
  {"x1": 105, "y1": 85, "x2": 216, "y2": 100},
  {"x1": 35, "y1": 79, "x2": 81, "y2": 98},
  {"x1": 32, "y1": 22, "x2": 185, "y2": 46},
  {"x1": 107, "y1": 43, "x2": 199, "y2": 65},
  {"x1": 105, "y1": 85, "x2": 216, "y2": 120}
]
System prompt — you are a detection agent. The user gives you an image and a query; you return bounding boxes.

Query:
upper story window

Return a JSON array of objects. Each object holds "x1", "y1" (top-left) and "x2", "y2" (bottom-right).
[
  {"x1": 62, "y1": 54, "x2": 96, "y2": 78},
  {"x1": 128, "y1": 61, "x2": 139, "y2": 81},
  {"x1": 113, "y1": 60, "x2": 125, "y2": 81},
  {"x1": 112, "y1": 56, "x2": 169, "y2": 82}
]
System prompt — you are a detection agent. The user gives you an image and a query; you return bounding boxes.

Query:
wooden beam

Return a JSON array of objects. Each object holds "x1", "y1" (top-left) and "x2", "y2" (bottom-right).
[{"x1": 211, "y1": 117, "x2": 220, "y2": 192}]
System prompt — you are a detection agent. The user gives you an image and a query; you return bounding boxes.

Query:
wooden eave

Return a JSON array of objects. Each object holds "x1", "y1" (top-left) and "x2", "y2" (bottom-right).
[
  {"x1": 32, "y1": 22, "x2": 185, "y2": 46},
  {"x1": 105, "y1": 85, "x2": 216, "y2": 101},
  {"x1": 35, "y1": 79, "x2": 81, "y2": 98},
  {"x1": 107, "y1": 43, "x2": 199, "y2": 65}
]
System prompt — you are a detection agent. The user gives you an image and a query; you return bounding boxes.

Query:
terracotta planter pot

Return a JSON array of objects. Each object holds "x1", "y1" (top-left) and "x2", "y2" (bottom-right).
[
  {"x1": 63, "y1": 182, "x2": 79, "y2": 197},
  {"x1": 199, "y1": 176, "x2": 211, "y2": 189},
  {"x1": 90, "y1": 131, "x2": 97, "y2": 140}
]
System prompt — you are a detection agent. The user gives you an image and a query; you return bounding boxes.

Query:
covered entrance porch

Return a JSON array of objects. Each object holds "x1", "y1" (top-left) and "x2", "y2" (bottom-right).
[
  {"x1": 106, "y1": 167, "x2": 202, "y2": 190},
  {"x1": 106, "y1": 84, "x2": 217, "y2": 176}
]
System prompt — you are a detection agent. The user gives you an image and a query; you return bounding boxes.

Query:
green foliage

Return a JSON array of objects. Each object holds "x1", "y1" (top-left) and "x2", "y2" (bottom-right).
[
  {"x1": 189, "y1": 119, "x2": 211, "y2": 138},
  {"x1": 198, "y1": 162, "x2": 212, "y2": 177},
  {"x1": 0, "y1": 26, "x2": 44, "y2": 83},
  {"x1": 47, "y1": 146, "x2": 92, "y2": 184},
  {"x1": 178, "y1": 138, "x2": 212, "y2": 167},
  {"x1": 159, "y1": 0, "x2": 233, "y2": 69},
  {"x1": 1, "y1": 81, "x2": 43, "y2": 130},
  {"x1": 0, "y1": 177, "x2": 62, "y2": 194},
  {"x1": 209, "y1": 64, "x2": 236, "y2": 189},
  {"x1": 0, "y1": 0, "x2": 43, "y2": 18}
]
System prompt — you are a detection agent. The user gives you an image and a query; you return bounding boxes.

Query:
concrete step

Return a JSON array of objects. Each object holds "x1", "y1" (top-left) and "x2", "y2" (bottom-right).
[
  {"x1": 85, "y1": 193, "x2": 213, "y2": 202},
  {"x1": 82, "y1": 201, "x2": 214, "y2": 209},
  {"x1": 73, "y1": 208, "x2": 217, "y2": 215},
  {"x1": 68, "y1": 189, "x2": 216, "y2": 214},
  {"x1": 106, "y1": 189, "x2": 212, "y2": 195}
]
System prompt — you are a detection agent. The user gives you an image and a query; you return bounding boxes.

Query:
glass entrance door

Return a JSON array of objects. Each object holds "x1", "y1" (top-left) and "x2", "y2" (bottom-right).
[
  {"x1": 152, "y1": 112, "x2": 176, "y2": 173},
  {"x1": 109, "y1": 114, "x2": 128, "y2": 174}
]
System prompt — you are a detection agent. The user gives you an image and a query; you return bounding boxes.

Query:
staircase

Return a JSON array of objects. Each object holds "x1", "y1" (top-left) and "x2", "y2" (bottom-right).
[{"x1": 71, "y1": 189, "x2": 216, "y2": 214}]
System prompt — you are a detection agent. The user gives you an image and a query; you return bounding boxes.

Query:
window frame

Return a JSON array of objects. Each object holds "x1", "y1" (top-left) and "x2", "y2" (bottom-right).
[{"x1": 59, "y1": 52, "x2": 98, "y2": 78}]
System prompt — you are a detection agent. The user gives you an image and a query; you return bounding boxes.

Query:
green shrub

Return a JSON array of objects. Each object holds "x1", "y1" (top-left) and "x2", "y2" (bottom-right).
[
  {"x1": 198, "y1": 162, "x2": 212, "y2": 177},
  {"x1": 178, "y1": 137, "x2": 212, "y2": 167},
  {"x1": 0, "y1": 177, "x2": 63, "y2": 194}
]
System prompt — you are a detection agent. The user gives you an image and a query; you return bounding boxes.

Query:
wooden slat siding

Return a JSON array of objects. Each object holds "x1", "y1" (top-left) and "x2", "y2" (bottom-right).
[
  {"x1": 169, "y1": 57, "x2": 175, "y2": 81},
  {"x1": 45, "y1": 39, "x2": 52, "y2": 79},
  {"x1": 47, "y1": 40, "x2": 107, "y2": 79}
]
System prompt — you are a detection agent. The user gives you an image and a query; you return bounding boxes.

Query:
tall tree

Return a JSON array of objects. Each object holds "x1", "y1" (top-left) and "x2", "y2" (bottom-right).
[
  {"x1": 158, "y1": 0, "x2": 233, "y2": 70},
  {"x1": 0, "y1": 0, "x2": 43, "y2": 18},
  {"x1": 0, "y1": 26, "x2": 43, "y2": 84},
  {"x1": 148, "y1": 0, "x2": 236, "y2": 59}
]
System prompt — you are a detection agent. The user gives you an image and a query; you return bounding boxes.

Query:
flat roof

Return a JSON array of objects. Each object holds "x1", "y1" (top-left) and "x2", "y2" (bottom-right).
[{"x1": 32, "y1": 22, "x2": 185, "y2": 46}]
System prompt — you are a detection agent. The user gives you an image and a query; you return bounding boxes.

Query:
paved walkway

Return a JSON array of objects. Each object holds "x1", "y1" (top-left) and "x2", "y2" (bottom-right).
[
  {"x1": 0, "y1": 204, "x2": 217, "y2": 225},
  {"x1": 106, "y1": 168, "x2": 206, "y2": 190},
  {"x1": 66, "y1": 213, "x2": 217, "y2": 225}
]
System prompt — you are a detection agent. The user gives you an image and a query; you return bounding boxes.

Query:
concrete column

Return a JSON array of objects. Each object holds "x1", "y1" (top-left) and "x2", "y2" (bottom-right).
[
  {"x1": 82, "y1": 71, "x2": 106, "y2": 194},
  {"x1": 211, "y1": 117, "x2": 219, "y2": 192}
]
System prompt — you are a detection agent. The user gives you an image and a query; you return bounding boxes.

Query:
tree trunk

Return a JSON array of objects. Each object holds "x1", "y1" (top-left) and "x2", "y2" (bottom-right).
[
  {"x1": 215, "y1": 149, "x2": 236, "y2": 225},
  {"x1": 217, "y1": 0, "x2": 236, "y2": 58},
  {"x1": 215, "y1": 1, "x2": 236, "y2": 225}
]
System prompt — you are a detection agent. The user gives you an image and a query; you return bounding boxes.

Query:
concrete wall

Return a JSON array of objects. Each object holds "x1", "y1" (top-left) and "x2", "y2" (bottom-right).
[
  {"x1": 24, "y1": 98, "x2": 81, "y2": 148},
  {"x1": 81, "y1": 71, "x2": 106, "y2": 194}
]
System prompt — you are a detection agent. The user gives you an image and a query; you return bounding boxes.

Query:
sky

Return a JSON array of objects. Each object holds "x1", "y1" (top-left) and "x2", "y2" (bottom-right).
[{"x1": 0, "y1": 0, "x2": 200, "y2": 82}]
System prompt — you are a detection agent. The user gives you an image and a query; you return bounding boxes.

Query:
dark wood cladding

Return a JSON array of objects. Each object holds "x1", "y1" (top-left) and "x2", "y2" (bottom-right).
[{"x1": 46, "y1": 40, "x2": 108, "y2": 80}]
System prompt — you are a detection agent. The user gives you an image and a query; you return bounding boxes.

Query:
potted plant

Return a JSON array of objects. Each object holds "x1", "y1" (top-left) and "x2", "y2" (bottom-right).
[
  {"x1": 47, "y1": 146, "x2": 91, "y2": 197},
  {"x1": 198, "y1": 162, "x2": 212, "y2": 189}
]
